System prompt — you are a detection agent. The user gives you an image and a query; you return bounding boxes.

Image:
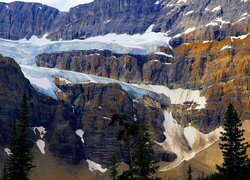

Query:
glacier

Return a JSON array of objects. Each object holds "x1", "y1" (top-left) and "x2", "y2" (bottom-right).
[{"x1": 0, "y1": 31, "x2": 171, "y2": 65}]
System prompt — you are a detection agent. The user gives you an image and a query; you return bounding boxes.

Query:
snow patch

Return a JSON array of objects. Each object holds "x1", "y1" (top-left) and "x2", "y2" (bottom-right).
[
  {"x1": 145, "y1": 24, "x2": 155, "y2": 33},
  {"x1": 4, "y1": 148, "x2": 12, "y2": 156},
  {"x1": 160, "y1": 111, "x2": 223, "y2": 170},
  {"x1": 211, "y1": 6, "x2": 221, "y2": 12},
  {"x1": 154, "y1": 0, "x2": 160, "y2": 5},
  {"x1": 185, "y1": 11, "x2": 194, "y2": 16},
  {"x1": 150, "y1": 60, "x2": 160, "y2": 63},
  {"x1": 230, "y1": 34, "x2": 249, "y2": 41},
  {"x1": 36, "y1": 139, "x2": 45, "y2": 154},
  {"x1": 177, "y1": 0, "x2": 187, "y2": 3},
  {"x1": 103, "y1": 19, "x2": 111, "y2": 24},
  {"x1": 238, "y1": 17, "x2": 246, "y2": 22},
  {"x1": 203, "y1": 40, "x2": 211, "y2": 43},
  {"x1": 86, "y1": 159, "x2": 107, "y2": 173},
  {"x1": 206, "y1": 17, "x2": 230, "y2": 28},
  {"x1": 32, "y1": 126, "x2": 47, "y2": 138},
  {"x1": 183, "y1": 27, "x2": 196, "y2": 34},
  {"x1": 132, "y1": 84, "x2": 206, "y2": 109},
  {"x1": 154, "y1": 51, "x2": 173, "y2": 58},
  {"x1": 75, "y1": 129, "x2": 85, "y2": 144},
  {"x1": 221, "y1": 45, "x2": 232, "y2": 51}
]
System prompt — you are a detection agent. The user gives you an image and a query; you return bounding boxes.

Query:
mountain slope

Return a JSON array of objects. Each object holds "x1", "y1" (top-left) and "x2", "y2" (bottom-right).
[{"x1": 0, "y1": 0, "x2": 249, "y2": 40}]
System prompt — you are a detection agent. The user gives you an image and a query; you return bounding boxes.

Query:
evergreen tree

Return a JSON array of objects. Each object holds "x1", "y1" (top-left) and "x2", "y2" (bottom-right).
[
  {"x1": 109, "y1": 152, "x2": 119, "y2": 180},
  {"x1": 187, "y1": 165, "x2": 192, "y2": 180},
  {"x1": 1, "y1": 162, "x2": 9, "y2": 180},
  {"x1": 16, "y1": 93, "x2": 34, "y2": 180},
  {"x1": 132, "y1": 125, "x2": 160, "y2": 180},
  {"x1": 1, "y1": 119, "x2": 19, "y2": 180},
  {"x1": 217, "y1": 103, "x2": 249, "y2": 179}
]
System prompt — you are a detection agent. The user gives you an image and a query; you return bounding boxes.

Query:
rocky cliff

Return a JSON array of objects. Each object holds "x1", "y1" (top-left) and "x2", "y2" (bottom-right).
[
  {"x1": 36, "y1": 33, "x2": 250, "y2": 132},
  {"x1": 0, "y1": 2, "x2": 59, "y2": 40},
  {"x1": 0, "y1": 55, "x2": 176, "y2": 172},
  {"x1": 36, "y1": 49, "x2": 173, "y2": 84},
  {"x1": 0, "y1": 54, "x2": 85, "y2": 165},
  {"x1": 0, "y1": 0, "x2": 249, "y2": 40}
]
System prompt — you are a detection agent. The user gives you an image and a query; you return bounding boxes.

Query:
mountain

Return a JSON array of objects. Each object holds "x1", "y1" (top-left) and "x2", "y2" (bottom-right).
[
  {"x1": 0, "y1": 0, "x2": 249, "y2": 41},
  {"x1": 0, "y1": 0, "x2": 249, "y2": 179}
]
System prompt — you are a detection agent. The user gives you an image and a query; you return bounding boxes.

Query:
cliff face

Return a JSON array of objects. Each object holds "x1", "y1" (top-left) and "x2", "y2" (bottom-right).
[
  {"x1": 0, "y1": 55, "x2": 85, "y2": 165},
  {"x1": 36, "y1": 49, "x2": 173, "y2": 84},
  {"x1": 0, "y1": 55, "x2": 176, "y2": 170},
  {"x1": 0, "y1": 0, "x2": 249, "y2": 40},
  {"x1": 0, "y1": 2, "x2": 59, "y2": 40},
  {"x1": 56, "y1": 82, "x2": 176, "y2": 165},
  {"x1": 36, "y1": 34, "x2": 250, "y2": 132}
]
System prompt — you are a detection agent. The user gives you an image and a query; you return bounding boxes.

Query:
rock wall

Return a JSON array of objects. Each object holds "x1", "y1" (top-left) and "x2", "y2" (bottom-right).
[
  {"x1": 0, "y1": 55, "x2": 176, "y2": 170},
  {"x1": 0, "y1": 0, "x2": 249, "y2": 40}
]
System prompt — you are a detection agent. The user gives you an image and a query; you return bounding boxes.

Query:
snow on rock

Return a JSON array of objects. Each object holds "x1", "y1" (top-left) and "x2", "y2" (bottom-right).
[
  {"x1": 203, "y1": 40, "x2": 212, "y2": 43},
  {"x1": 36, "y1": 139, "x2": 45, "y2": 154},
  {"x1": 154, "y1": 51, "x2": 173, "y2": 58},
  {"x1": 150, "y1": 60, "x2": 160, "y2": 63},
  {"x1": 174, "y1": 27, "x2": 196, "y2": 38},
  {"x1": 154, "y1": 0, "x2": 160, "y2": 5},
  {"x1": 132, "y1": 84, "x2": 206, "y2": 109},
  {"x1": 4, "y1": 148, "x2": 12, "y2": 156},
  {"x1": 221, "y1": 45, "x2": 232, "y2": 51},
  {"x1": 205, "y1": 21, "x2": 219, "y2": 27},
  {"x1": 183, "y1": 27, "x2": 196, "y2": 34},
  {"x1": 206, "y1": 17, "x2": 230, "y2": 28},
  {"x1": 86, "y1": 159, "x2": 108, "y2": 173},
  {"x1": 145, "y1": 24, "x2": 155, "y2": 33},
  {"x1": 238, "y1": 17, "x2": 246, "y2": 22},
  {"x1": 160, "y1": 111, "x2": 223, "y2": 170},
  {"x1": 230, "y1": 34, "x2": 250, "y2": 41},
  {"x1": 177, "y1": 0, "x2": 187, "y2": 3},
  {"x1": 211, "y1": 6, "x2": 221, "y2": 12},
  {"x1": 185, "y1": 11, "x2": 194, "y2": 16},
  {"x1": 241, "y1": 13, "x2": 248, "y2": 17},
  {"x1": 75, "y1": 129, "x2": 85, "y2": 144},
  {"x1": 32, "y1": 126, "x2": 47, "y2": 138}
]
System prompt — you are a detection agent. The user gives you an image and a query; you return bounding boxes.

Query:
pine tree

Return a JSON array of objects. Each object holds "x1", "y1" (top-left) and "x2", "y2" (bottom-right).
[
  {"x1": 109, "y1": 152, "x2": 119, "y2": 180},
  {"x1": 132, "y1": 125, "x2": 160, "y2": 180},
  {"x1": 217, "y1": 103, "x2": 249, "y2": 179},
  {"x1": 187, "y1": 165, "x2": 192, "y2": 180},
  {"x1": 15, "y1": 93, "x2": 34, "y2": 180}
]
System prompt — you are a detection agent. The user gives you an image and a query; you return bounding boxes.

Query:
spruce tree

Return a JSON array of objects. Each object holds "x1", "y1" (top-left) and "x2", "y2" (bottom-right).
[
  {"x1": 109, "y1": 152, "x2": 119, "y2": 180},
  {"x1": 16, "y1": 93, "x2": 34, "y2": 180},
  {"x1": 132, "y1": 125, "x2": 160, "y2": 180},
  {"x1": 1, "y1": 119, "x2": 19, "y2": 180},
  {"x1": 217, "y1": 103, "x2": 249, "y2": 179}
]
